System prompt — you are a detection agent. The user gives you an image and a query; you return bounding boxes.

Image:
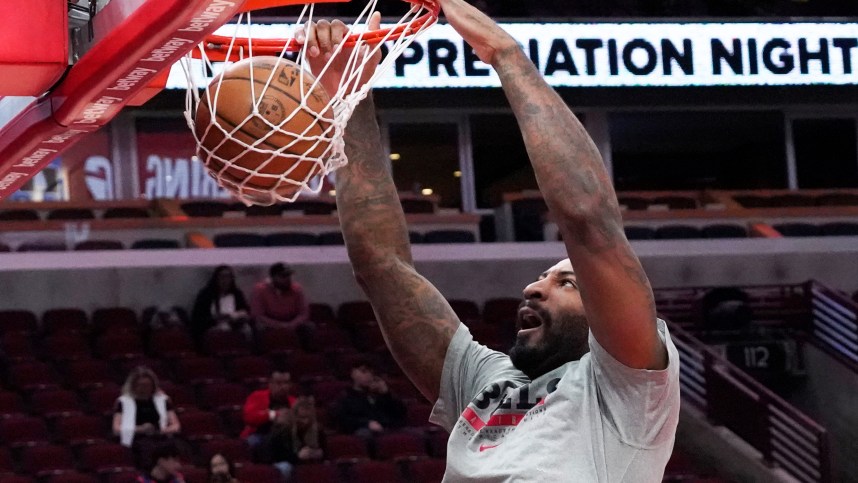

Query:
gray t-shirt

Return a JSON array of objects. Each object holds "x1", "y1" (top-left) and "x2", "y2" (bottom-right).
[{"x1": 429, "y1": 319, "x2": 680, "y2": 482}]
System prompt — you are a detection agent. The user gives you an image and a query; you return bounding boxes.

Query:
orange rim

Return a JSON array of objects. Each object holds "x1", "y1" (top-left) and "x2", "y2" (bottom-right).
[{"x1": 194, "y1": 0, "x2": 439, "y2": 62}]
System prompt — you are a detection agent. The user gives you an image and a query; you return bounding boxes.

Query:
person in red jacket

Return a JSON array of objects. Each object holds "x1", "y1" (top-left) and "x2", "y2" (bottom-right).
[{"x1": 241, "y1": 370, "x2": 297, "y2": 478}]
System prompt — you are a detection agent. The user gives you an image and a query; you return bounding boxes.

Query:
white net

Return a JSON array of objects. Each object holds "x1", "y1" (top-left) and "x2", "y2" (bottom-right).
[{"x1": 181, "y1": 0, "x2": 437, "y2": 206}]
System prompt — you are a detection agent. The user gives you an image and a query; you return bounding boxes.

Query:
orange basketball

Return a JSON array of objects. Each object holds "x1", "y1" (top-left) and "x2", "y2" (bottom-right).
[{"x1": 194, "y1": 56, "x2": 333, "y2": 200}]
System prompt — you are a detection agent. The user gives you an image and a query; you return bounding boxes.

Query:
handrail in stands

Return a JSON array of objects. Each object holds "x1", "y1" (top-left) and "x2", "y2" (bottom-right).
[
  {"x1": 670, "y1": 322, "x2": 831, "y2": 482},
  {"x1": 807, "y1": 281, "x2": 858, "y2": 370}
]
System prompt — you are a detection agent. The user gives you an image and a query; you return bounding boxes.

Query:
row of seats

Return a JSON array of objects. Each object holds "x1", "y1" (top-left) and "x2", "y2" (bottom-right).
[
  {"x1": 0, "y1": 239, "x2": 181, "y2": 252},
  {"x1": 624, "y1": 224, "x2": 748, "y2": 240},
  {"x1": 182, "y1": 199, "x2": 438, "y2": 217},
  {"x1": 0, "y1": 207, "x2": 151, "y2": 222},
  {"x1": 735, "y1": 193, "x2": 858, "y2": 208},
  {"x1": 212, "y1": 230, "x2": 476, "y2": 247}
]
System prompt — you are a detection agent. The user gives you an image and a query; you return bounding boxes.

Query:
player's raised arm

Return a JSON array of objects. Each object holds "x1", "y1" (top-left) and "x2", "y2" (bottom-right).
[
  {"x1": 302, "y1": 17, "x2": 459, "y2": 401},
  {"x1": 439, "y1": 0, "x2": 665, "y2": 370}
]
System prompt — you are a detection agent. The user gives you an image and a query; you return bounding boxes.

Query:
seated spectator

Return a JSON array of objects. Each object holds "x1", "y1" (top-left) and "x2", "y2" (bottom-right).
[
  {"x1": 284, "y1": 397, "x2": 324, "y2": 464},
  {"x1": 137, "y1": 442, "x2": 185, "y2": 483},
  {"x1": 250, "y1": 263, "x2": 311, "y2": 330},
  {"x1": 336, "y1": 359, "x2": 406, "y2": 437},
  {"x1": 192, "y1": 265, "x2": 253, "y2": 343},
  {"x1": 241, "y1": 369, "x2": 298, "y2": 478},
  {"x1": 208, "y1": 453, "x2": 239, "y2": 483},
  {"x1": 113, "y1": 366, "x2": 182, "y2": 467},
  {"x1": 143, "y1": 305, "x2": 189, "y2": 331}
]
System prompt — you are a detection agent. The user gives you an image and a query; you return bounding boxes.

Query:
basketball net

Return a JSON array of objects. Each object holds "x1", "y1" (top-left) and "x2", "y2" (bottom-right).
[{"x1": 180, "y1": 0, "x2": 438, "y2": 206}]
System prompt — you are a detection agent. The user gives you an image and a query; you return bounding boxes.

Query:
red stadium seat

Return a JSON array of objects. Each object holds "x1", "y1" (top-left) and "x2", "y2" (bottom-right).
[
  {"x1": 31, "y1": 389, "x2": 85, "y2": 419},
  {"x1": 203, "y1": 330, "x2": 252, "y2": 357},
  {"x1": 1, "y1": 476, "x2": 36, "y2": 483},
  {"x1": 482, "y1": 298, "x2": 520, "y2": 325},
  {"x1": 312, "y1": 379, "x2": 350, "y2": 402},
  {"x1": 0, "y1": 333, "x2": 37, "y2": 362},
  {"x1": 0, "y1": 416, "x2": 50, "y2": 447},
  {"x1": 228, "y1": 355, "x2": 273, "y2": 386},
  {"x1": 308, "y1": 325, "x2": 354, "y2": 353},
  {"x1": 43, "y1": 334, "x2": 91, "y2": 361},
  {"x1": 351, "y1": 322, "x2": 386, "y2": 352},
  {"x1": 157, "y1": 381, "x2": 198, "y2": 413},
  {"x1": 66, "y1": 359, "x2": 117, "y2": 389},
  {"x1": 179, "y1": 410, "x2": 226, "y2": 442},
  {"x1": 0, "y1": 310, "x2": 38, "y2": 335},
  {"x1": 0, "y1": 390, "x2": 26, "y2": 418},
  {"x1": 234, "y1": 463, "x2": 283, "y2": 483},
  {"x1": 148, "y1": 328, "x2": 196, "y2": 358},
  {"x1": 7, "y1": 361, "x2": 62, "y2": 391},
  {"x1": 349, "y1": 461, "x2": 402, "y2": 483},
  {"x1": 325, "y1": 434, "x2": 370, "y2": 462},
  {"x1": 337, "y1": 301, "x2": 376, "y2": 326},
  {"x1": 292, "y1": 463, "x2": 341, "y2": 481},
  {"x1": 409, "y1": 458, "x2": 446, "y2": 482},
  {"x1": 257, "y1": 326, "x2": 302, "y2": 355},
  {"x1": 309, "y1": 302, "x2": 336, "y2": 325},
  {"x1": 54, "y1": 414, "x2": 109, "y2": 447},
  {"x1": 21, "y1": 444, "x2": 76, "y2": 477},
  {"x1": 116, "y1": 357, "x2": 171, "y2": 383},
  {"x1": 198, "y1": 439, "x2": 252, "y2": 464},
  {"x1": 407, "y1": 403, "x2": 434, "y2": 429},
  {"x1": 79, "y1": 443, "x2": 135, "y2": 474},
  {"x1": 387, "y1": 377, "x2": 420, "y2": 401},
  {"x1": 198, "y1": 382, "x2": 248, "y2": 412},
  {"x1": 375, "y1": 431, "x2": 427, "y2": 461},
  {"x1": 96, "y1": 332, "x2": 145, "y2": 360},
  {"x1": 45, "y1": 473, "x2": 101, "y2": 483},
  {"x1": 179, "y1": 467, "x2": 209, "y2": 483},
  {"x1": 448, "y1": 299, "x2": 480, "y2": 323},
  {"x1": 0, "y1": 447, "x2": 14, "y2": 473},
  {"x1": 287, "y1": 351, "x2": 334, "y2": 382},
  {"x1": 92, "y1": 307, "x2": 139, "y2": 335},
  {"x1": 105, "y1": 470, "x2": 139, "y2": 483},
  {"x1": 173, "y1": 356, "x2": 226, "y2": 385},
  {"x1": 42, "y1": 309, "x2": 89, "y2": 335},
  {"x1": 427, "y1": 431, "x2": 448, "y2": 458},
  {"x1": 83, "y1": 384, "x2": 122, "y2": 416}
]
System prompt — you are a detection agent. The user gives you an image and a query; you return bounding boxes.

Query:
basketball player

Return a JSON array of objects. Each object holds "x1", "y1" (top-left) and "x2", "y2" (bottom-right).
[{"x1": 301, "y1": 1, "x2": 680, "y2": 480}]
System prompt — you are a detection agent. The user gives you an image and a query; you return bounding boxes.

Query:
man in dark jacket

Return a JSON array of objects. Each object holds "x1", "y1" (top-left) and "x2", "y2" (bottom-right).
[{"x1": 336, "y1": 359, "x2": 406, "y2": 437}]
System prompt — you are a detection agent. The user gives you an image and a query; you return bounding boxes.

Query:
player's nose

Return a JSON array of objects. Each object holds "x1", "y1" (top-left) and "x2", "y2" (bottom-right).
[{"x1": 523, "y1": 279, "x2": 547, "y2": 301}]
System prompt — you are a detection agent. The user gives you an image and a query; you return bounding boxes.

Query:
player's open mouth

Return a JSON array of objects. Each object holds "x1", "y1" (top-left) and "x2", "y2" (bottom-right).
[{"x1": 517, "y1": 307, "x2": 544, "y2": 335}]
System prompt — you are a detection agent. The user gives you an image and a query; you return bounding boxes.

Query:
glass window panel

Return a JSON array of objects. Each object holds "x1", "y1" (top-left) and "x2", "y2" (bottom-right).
[
  {"x1": 388, "y1": 123, "x2": 461, "y2": 209},
  {"x1": 793, "y1": 118, "x2": 858, "y2": 188}
]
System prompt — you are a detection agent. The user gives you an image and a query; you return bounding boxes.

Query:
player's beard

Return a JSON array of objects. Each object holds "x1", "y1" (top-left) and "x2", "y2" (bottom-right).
[{"x1": 508, "y1": 306, "x2": 590, "y2": 380}]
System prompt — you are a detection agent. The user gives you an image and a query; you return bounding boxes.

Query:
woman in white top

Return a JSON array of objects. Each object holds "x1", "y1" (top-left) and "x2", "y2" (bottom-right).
[{"x1": 191, "y1": 265, "x2": 253, "y2": 343}]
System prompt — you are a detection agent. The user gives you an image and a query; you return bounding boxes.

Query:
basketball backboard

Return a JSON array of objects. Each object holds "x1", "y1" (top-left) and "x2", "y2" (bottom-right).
[{"x1": 0, "y1": 0, "x2": 259, "y2": 200}]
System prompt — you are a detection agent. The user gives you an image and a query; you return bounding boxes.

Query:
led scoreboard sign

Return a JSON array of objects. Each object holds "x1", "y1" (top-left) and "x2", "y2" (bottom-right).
[{"x1": 168, "y1": 21, "x2": 858, "y2": 89}]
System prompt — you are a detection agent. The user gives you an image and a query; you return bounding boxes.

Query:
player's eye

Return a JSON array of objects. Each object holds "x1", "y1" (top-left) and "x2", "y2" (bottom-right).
[{"x1": 560, "y1": 279, "x2": 577, "y2": 288}]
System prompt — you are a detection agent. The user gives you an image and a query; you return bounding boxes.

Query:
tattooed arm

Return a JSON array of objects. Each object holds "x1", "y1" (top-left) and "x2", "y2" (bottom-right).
[
  {"x1": 440, "y1": 0, "x2": 665, "y2": 370},
  {"x1": 303, "y1": 17, "x2": 460, "y2": 401}
]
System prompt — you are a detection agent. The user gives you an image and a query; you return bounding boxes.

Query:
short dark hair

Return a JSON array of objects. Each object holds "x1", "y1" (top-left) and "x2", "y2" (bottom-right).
[
  {"x1": 150, "y1": 442, "x2": 180, "y2": 469},
  {"x1": 269, "y1": 262, "x2": 294, "y2": 278}
]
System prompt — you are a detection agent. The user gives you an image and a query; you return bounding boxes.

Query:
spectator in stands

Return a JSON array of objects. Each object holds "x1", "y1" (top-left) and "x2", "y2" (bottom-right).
[
  {"x1": 283, "y1": 397, "x2": 324, "y2": 464},
  {"x1": 336, "y1": 359, "x2": 406, "y2": 437},
  {"x1": 143, "y1": 305, "x2": 189, "y2": 331},
  {"x1": 113, "y1": 366, "x2": 182, "y2": 467},
  {"x1": 250, "y1": 262, "x2": 311, "y2": 331},
  {"x1": 241, "y1": 369, "x2": 298, "y2": 478},
  {"x1": 137, "y1": 441, "x2": 185, "y2": 483},
  {"x1": 192, "y1": 265, "x2": 253, "y2": 343},
  {"x1": 208, "y1": 453, "x2": 239, "y2": 483}
]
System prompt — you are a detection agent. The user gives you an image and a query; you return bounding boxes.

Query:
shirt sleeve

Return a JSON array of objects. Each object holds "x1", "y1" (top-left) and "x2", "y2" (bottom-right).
[
  {"x1": 429, "y1": 324, "x2": 528, "y2": 432},
  {"x1": 588, "y1": 319, "x2": 681, "y2": 448}
]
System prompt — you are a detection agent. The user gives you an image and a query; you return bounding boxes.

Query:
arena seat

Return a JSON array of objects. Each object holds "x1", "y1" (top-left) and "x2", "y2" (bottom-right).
[
  {"x1": 79, "y1": 443, "x2": 135, "y2": 474},
  {"x1": 256, "y1": 326, "x2": 302, "y2": 357},
  {"x1": 234, "y1": 464, "x2": 283, "y2": 483},
  {"x1": 181, "y1": 201, "x2": 230, "y2": 218},
  {"x1": 45, "y1": 473, "x2": 100, "y2": 483},
  {"x1": 203, "y1": 330, "x2": 252, "y2": 357},
  {"x1": 43, "y1": 334, "x2": 90, "y2": 361},
  {"x1": 47, "y1": 208, "x2": 95, "y2": 220},
  {"x1": 74, "y1": 240, "x2": 125, "y2": 250},
  {"x1": 351, "y1": 322, "x2": 387, "y2": 353},
  {"x1": 325, "y1": 434, "x2": 371, "y2": 462},
  {"x1": 409, "y1": 231, "x2": 425, "y2": 244},
  {"x1": 177, "y1": 410, "x2": 225, "y2": 442},
  {"x1": 510, "y1": 197, "x2": 549, "y2": 241},
  {"x1": 0, "y1": 310, "x2": 38, "y2": 335},
  {"x1": 338, "y1": 301, "x2": 376, "y2": 325},
  {"x1": 148, "y1": 328, "x2": 196, "y2": 359},
  {"x1": 96, "y1": 332, "x2": 145, "y2": 360},
  {"x1": 426, "y1": 430, "x2": 448, "y2": 458},
  {"x1": 65, "y1": 359, "x2": 117, "y2": 389},
  {"x1": 423, "y1": 230, "x2": 476, "y2": 243},
  {"x1": 173, "y1": 356, "x2": 226, "y2": 385},
  {"x1": 652, "y1": 195, "x2": 697, "y2": 209},
  {"x1": 20, "y1": 444, "x2": 76, "y2": 478},
  {"x1": 285, "y1": 200, "x2": 336, "y2": 215},
  {"x1": 18, "y1": 242, "x2": 66, "y2": 252},
  {"x1": 448, "y1": 299, "x2": 480, "y2": 323},
  {"x1": 292, "y1": 463, "x2": 341, "y2": 482},
  {"x1": 42, "y1": 308, "x2": 88, "y2": 335},
  {"x1": 242, "y1": 203, "x2": 282, "y2": 217},
  {"x1": 820, "y1": 222, "x2": 858, "y2": 236},
  {"x1": 733, "y1": 194, "x2": 770, "y2": 208},
  {"x1": 198, "y1": 382, "x2": 248, "y2": 413},
  {"x1": 0, "y1": 416, "x2": 51, "y2": 447},
  {"x1": 102, "y1": 207, "x2": 150, "y2": 219},
  {"x1": 816, "y1": 193, "x2": 858, "y2": 206},
  {"x1": 769, "y1": 194, "x2": 815, "y2": 207},
  {"x1": 0, "y1": 208, "x2": 39, "y2": 221},
  {"x1": 309, "y1": 302, "x2": 336, "y2": 325},
  {"x1": 228, "y1": 355, "x2": 273, "y2": 386},
  {"x1": 375, "y1": 431, "x2": 427, "y2": 460},
  {"x1": 0, "y1": 242, "x2": 10, "y2": 252},
  {"x1": 401, "y1": 198, "x2": 436, "y2": 214},
  {"x1": 83, "y1": 384, "x2": 122, "y2": 416},
  {"x1": 702, "y1": 224, "x2": 748, "y2": 239},
  {"x1": 773, "y1": 222, "x2": 821, "y2": 237},
  {"x1": 130, "y1": 239, "x2": 181, "y2": 249},
  {"x1": 30, "y1": 388, "x2": 85, "y2": 419},
  {"x1": 409, "y1": 458, "x2": 447, "y2": 482},
  {"x1": 213, "y1": 232, "x2": 267, "y2": 248},
  {"x1": 0, "y1": 447, "x2": 14, "y2": 474},
  {"x1": 1, "y1": 333, "x2": 38, "y2": 362},
  {"x1": 655, "y1": 225, "x2": 703, "y2": 239},
  {"x1": 287, "y1": 351, "x2": 334, "y2": 381},
  {"x1": 92, "y1": 307, "x2": 139, "y2": 335},
  {"x1": 265, "y1": 231, "x2": 319, "y2": 246},
  {"x1": 318, "y1": 231, "x2": 346, "y2": 245},
  {"x1": 0, "y1": 390, "x2": 26, "y2": 418},
  {"x1": 311, "y1": 379, "x2": 350, "y2": 401},
  {"x1": 349, "y1": 460, "x2": 402, "y2": 483},
  {"x1": 156, "y1": 381, "x2": 198, "y2": 413},
  {"x1": 7, "y1": 361, "x2": 62, "y2": 391},
  {"x1": 482, "y1": 298, "x2": 521, "y2": 326},
  {"x1": 406, "y1": 403, "x2": 434, "y2": 429},
  {"x1": 198, "y1": 438, "x2": 252, "y2": 465},
  {"x1": 617, "y1": 196, "x2": 649, "y2": 210},
  {"x1": 307, "y1": 324, "x2": 354, "y2": 353},
  {"x1": 624, "y1": 226, "x2": 656, "y2": 240},
  {"x1": 54, "y1": 414, "x2": 109, "y2": 447}
]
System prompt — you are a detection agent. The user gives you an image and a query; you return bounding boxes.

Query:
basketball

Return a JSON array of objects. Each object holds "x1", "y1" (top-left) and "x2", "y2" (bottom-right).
[{"x1": 194, "y1": 56, "x2": 333, "y2": 200}]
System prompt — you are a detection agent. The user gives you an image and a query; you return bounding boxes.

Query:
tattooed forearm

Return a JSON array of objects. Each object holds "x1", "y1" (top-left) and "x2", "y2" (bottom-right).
[
  {"x1": 494, "y1": 46, "x2": 625, "y2": 254},
  {"x1": 338, "y1": 96, "x2": 459, "y2": 400}
]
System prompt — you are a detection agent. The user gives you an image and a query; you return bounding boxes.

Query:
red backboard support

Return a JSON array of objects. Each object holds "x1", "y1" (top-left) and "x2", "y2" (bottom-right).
[{"x1": 0, "y1": 0, "x2": 250, "y2": 200}]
